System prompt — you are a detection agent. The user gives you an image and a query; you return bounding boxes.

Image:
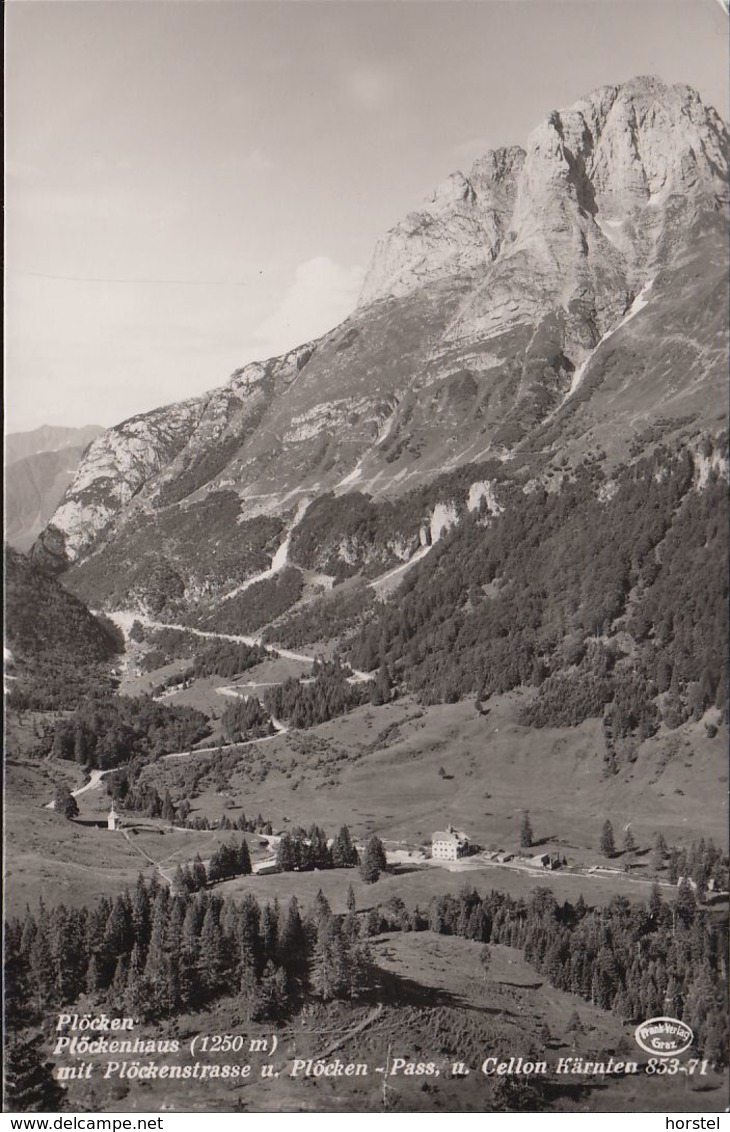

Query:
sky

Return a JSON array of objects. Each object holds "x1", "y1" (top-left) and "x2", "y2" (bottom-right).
[{"x1": 5, "y1": 0, "x2": 729, "y2": 434}]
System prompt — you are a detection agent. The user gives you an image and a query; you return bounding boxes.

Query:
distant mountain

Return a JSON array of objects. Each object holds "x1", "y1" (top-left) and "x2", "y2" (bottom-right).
[
  {"x1": 5, "y1": 426, "x2": 104, "y2": 551},
  {"x1": 6, "y1": 447, "x2": 90, "y2": 552},
  {"x1": 5, "y1": 424, "x2": 103, "y2": 466},
  {"x1": 33, "y1": 77, "x2": 727, "y2": 639},
  {"x1": 4, "y1": 547, "x2": 122, "y2": 710}
]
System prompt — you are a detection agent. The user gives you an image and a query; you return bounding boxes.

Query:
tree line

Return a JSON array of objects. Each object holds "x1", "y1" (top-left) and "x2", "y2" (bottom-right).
[
  {"x1": 46, "y1": 693, "x2": 211, "y2": 770},
  {"x1": 345, "y1": 446, "x2": 727, "y2": 758},
  {"x1": 105, "y1": 769, "x2": 273, "y2": 835},
  {"x1": 173, "y1": 839, "x2": 253, "y2": 891},
  {"x1": 368, "y1": 882, "x2": 728, "y2": 1065},
  {"x1": 5, "y1": 877, "x2": 375, "y2": 1038},
  {"x1": 263, "y1": 658, "x2": 368, "y2": 729}
]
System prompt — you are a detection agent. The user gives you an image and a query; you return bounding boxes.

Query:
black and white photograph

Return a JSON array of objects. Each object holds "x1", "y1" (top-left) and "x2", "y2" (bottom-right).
[{"x1": 4, "y1": 0, "x2": 729, "y2": 1118}]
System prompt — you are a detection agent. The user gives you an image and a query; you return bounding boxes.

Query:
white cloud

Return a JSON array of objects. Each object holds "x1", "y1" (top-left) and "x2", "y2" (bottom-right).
[{"x1": 253, "y1": 256, "x2": 365, "y2": 354}]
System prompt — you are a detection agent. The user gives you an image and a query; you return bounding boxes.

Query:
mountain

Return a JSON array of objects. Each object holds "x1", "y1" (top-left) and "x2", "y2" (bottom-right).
[
  {"x1": 33, "y1": 77, "x2": 728, "y2": 634},
  {"x1": 5, "y1": 426, "x2": 105, "y2": 552},
  {"x1": 6, "y1": 446, "x2": 93, "y2": 552},
  {"x1": 4, "y1": 547, "x2": 123, "y2": 710},
  {"x1": 5, "y1": 424, "x2": 104, "y2": 466}
]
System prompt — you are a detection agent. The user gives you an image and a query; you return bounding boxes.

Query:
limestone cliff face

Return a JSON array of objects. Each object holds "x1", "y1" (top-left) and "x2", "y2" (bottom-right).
[
  {"x1": 39, "y1": 397, "x2": 210, "y2": 564},
  {"x1": 358, "y1": 147, "x2": 525, "y2": 306},
  {"x1": 36, "y1": 76, "x2": 728, "y2": 589},
  {"x1": 361, "y1": 76, "x2": 728, "y2": 356}
]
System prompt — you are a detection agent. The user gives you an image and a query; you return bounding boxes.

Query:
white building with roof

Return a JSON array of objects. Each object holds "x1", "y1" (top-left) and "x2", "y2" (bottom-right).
[{"x1": 431, "y1": 824, "x2": 470, "y2": 861}]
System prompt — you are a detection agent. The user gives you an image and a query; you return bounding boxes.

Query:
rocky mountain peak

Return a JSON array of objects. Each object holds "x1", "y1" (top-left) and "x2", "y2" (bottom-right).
[{"x1": 359, "y1": 76, "x2": 728, "y2": 311}]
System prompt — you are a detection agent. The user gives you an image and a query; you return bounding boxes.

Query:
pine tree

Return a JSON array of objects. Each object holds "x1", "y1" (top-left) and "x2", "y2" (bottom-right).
[
  {"x1": 252, "y1": 961, "x2": 287, "y2": 1022},
  {"x1": 347, "y1": 939, "x2": 373, "y2": 1000},
  {"x1": 179, "y1": 902, "x2": 203, "y2": 1007},
  {"x1": 276, "y1": 833, "x2": 296, "y2": 872},
  {"x1": 206, "y1": 847, "x2": 223, "y2": 886},
  {"x1": 234, "y1": 894, "x2": 261, "y2": 991},
  {"x1": 142, "y1": 890, "x2": 171, "y2": 1014},
  {"x1": 520, "y1": 812, "x2": 534, "y2": 849},
  {"x1": 359, "y1": 836, "x2": 386, "y2": 883},
  {"x1": 675, "y1": 878, "x2": 698, "y2": 927},
  {"x1": 197, "y1": 903, "x2": 226, "y2": 996},
  {"x1": 261, "y1": 903, "x2": 279, "y2": 960},
  {"x1": 239, "y1": 838, "x2": 252, "y2": 876},
  {"x1": 332, "y1": 825, "x2": 358, "y2": 868},
  {"x1": 131, "y1": 876, "x2": 152, "y2": 948},
  {"x1": 173, "y1": 864, "x2": 188, "y2": 893},
  {"x1": 310, "y1": 889, "x2": 333, "y2": 933},
  {"x1": 29, "y1": 926, "x2": 54, "y2": 1009},
  {"x1": 84, "y1": 951, "x2": 105, "y2": 998},
  {"x1": 124, "y1": 943, "x2": 147, "y2": 1016},
  {"x1": 647, "y1": 881, "x2": 663, "y2": 922},
  {"x1": 103, "y1": 895, "x2": 134, "y2": 971},
  {"x1": 110, "y1": 955, "x2": 129, "y2": 1008},
  {"x1": 599, "y1": 820, "x2": 616, "y2": 858},
  {"x1": 278, "y1": 896, "x2": 309, "y2": 990},
  {"x1": 311, "y1": 915, "x2": 339, "y2": 1000},
  {"x1": 309, "y1": 826, "x2": 331, "y2": 869},
  {"x1": 4, "y1": 1035, "x2": 67, "y2": 1112},
  {"x1": 191, "y1": 855, "x2": 208, "y2": 891},
  {"x1": 162, "y1": 789, "x2": 176, "y2": 823}
]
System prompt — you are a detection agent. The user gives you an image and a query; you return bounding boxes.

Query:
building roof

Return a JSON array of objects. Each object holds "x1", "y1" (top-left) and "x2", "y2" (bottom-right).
[{"x1": 433, "y1": 826, "x2": 469, "y2": 843}]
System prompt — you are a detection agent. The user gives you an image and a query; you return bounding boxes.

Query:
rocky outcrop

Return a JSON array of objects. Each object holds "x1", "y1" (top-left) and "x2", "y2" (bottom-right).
[
  {"x1": 358, "y1": 147, "x2": 525, "y2": 306},
  {"x1": 38, "y1": 397, "x2": 210, "y2": 563},
  {"x1": 5, "y1": 446, "x2": 90, "y2": 552}
]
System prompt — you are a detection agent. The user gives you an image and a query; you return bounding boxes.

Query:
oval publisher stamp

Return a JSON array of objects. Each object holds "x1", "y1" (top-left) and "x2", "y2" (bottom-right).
[{"x1": 634, "y1": 1017, "x2": 694, "y2": 1057}]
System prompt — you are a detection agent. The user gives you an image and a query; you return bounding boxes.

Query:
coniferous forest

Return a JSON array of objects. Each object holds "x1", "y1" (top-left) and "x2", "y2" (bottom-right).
[
  {"x1": 346, "y1": 446, "x2": 728, "y2": 748},
  {"x1": 5, "y1": 877, "x2": 375, "y2": 1033},
  {"x1": 5, "y1": 873, "x2": 727, "y2": 1085}
]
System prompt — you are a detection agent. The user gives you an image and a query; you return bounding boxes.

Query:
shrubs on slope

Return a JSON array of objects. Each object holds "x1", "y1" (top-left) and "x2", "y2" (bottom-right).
[{"x1": 4, "y1": 546, "x2": 123, "y2": 711}]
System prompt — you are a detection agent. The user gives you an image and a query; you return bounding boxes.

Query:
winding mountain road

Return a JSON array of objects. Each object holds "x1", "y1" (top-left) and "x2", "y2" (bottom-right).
[{"x1": 107, "y1": 610, "x2": 372, "y2": 684}]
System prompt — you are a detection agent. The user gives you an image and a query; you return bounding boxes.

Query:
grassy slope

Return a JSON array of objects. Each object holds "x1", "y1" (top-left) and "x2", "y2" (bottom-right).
[
  {"x1": 54, "y1": 933, "x2": 726, "y2": 1113},
  {"x1": 148, "y1": 691, "x2": 726, "y2": 851},
  {"x1": 6, "y1": 685, "x2": 725, "y2": 913}
]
